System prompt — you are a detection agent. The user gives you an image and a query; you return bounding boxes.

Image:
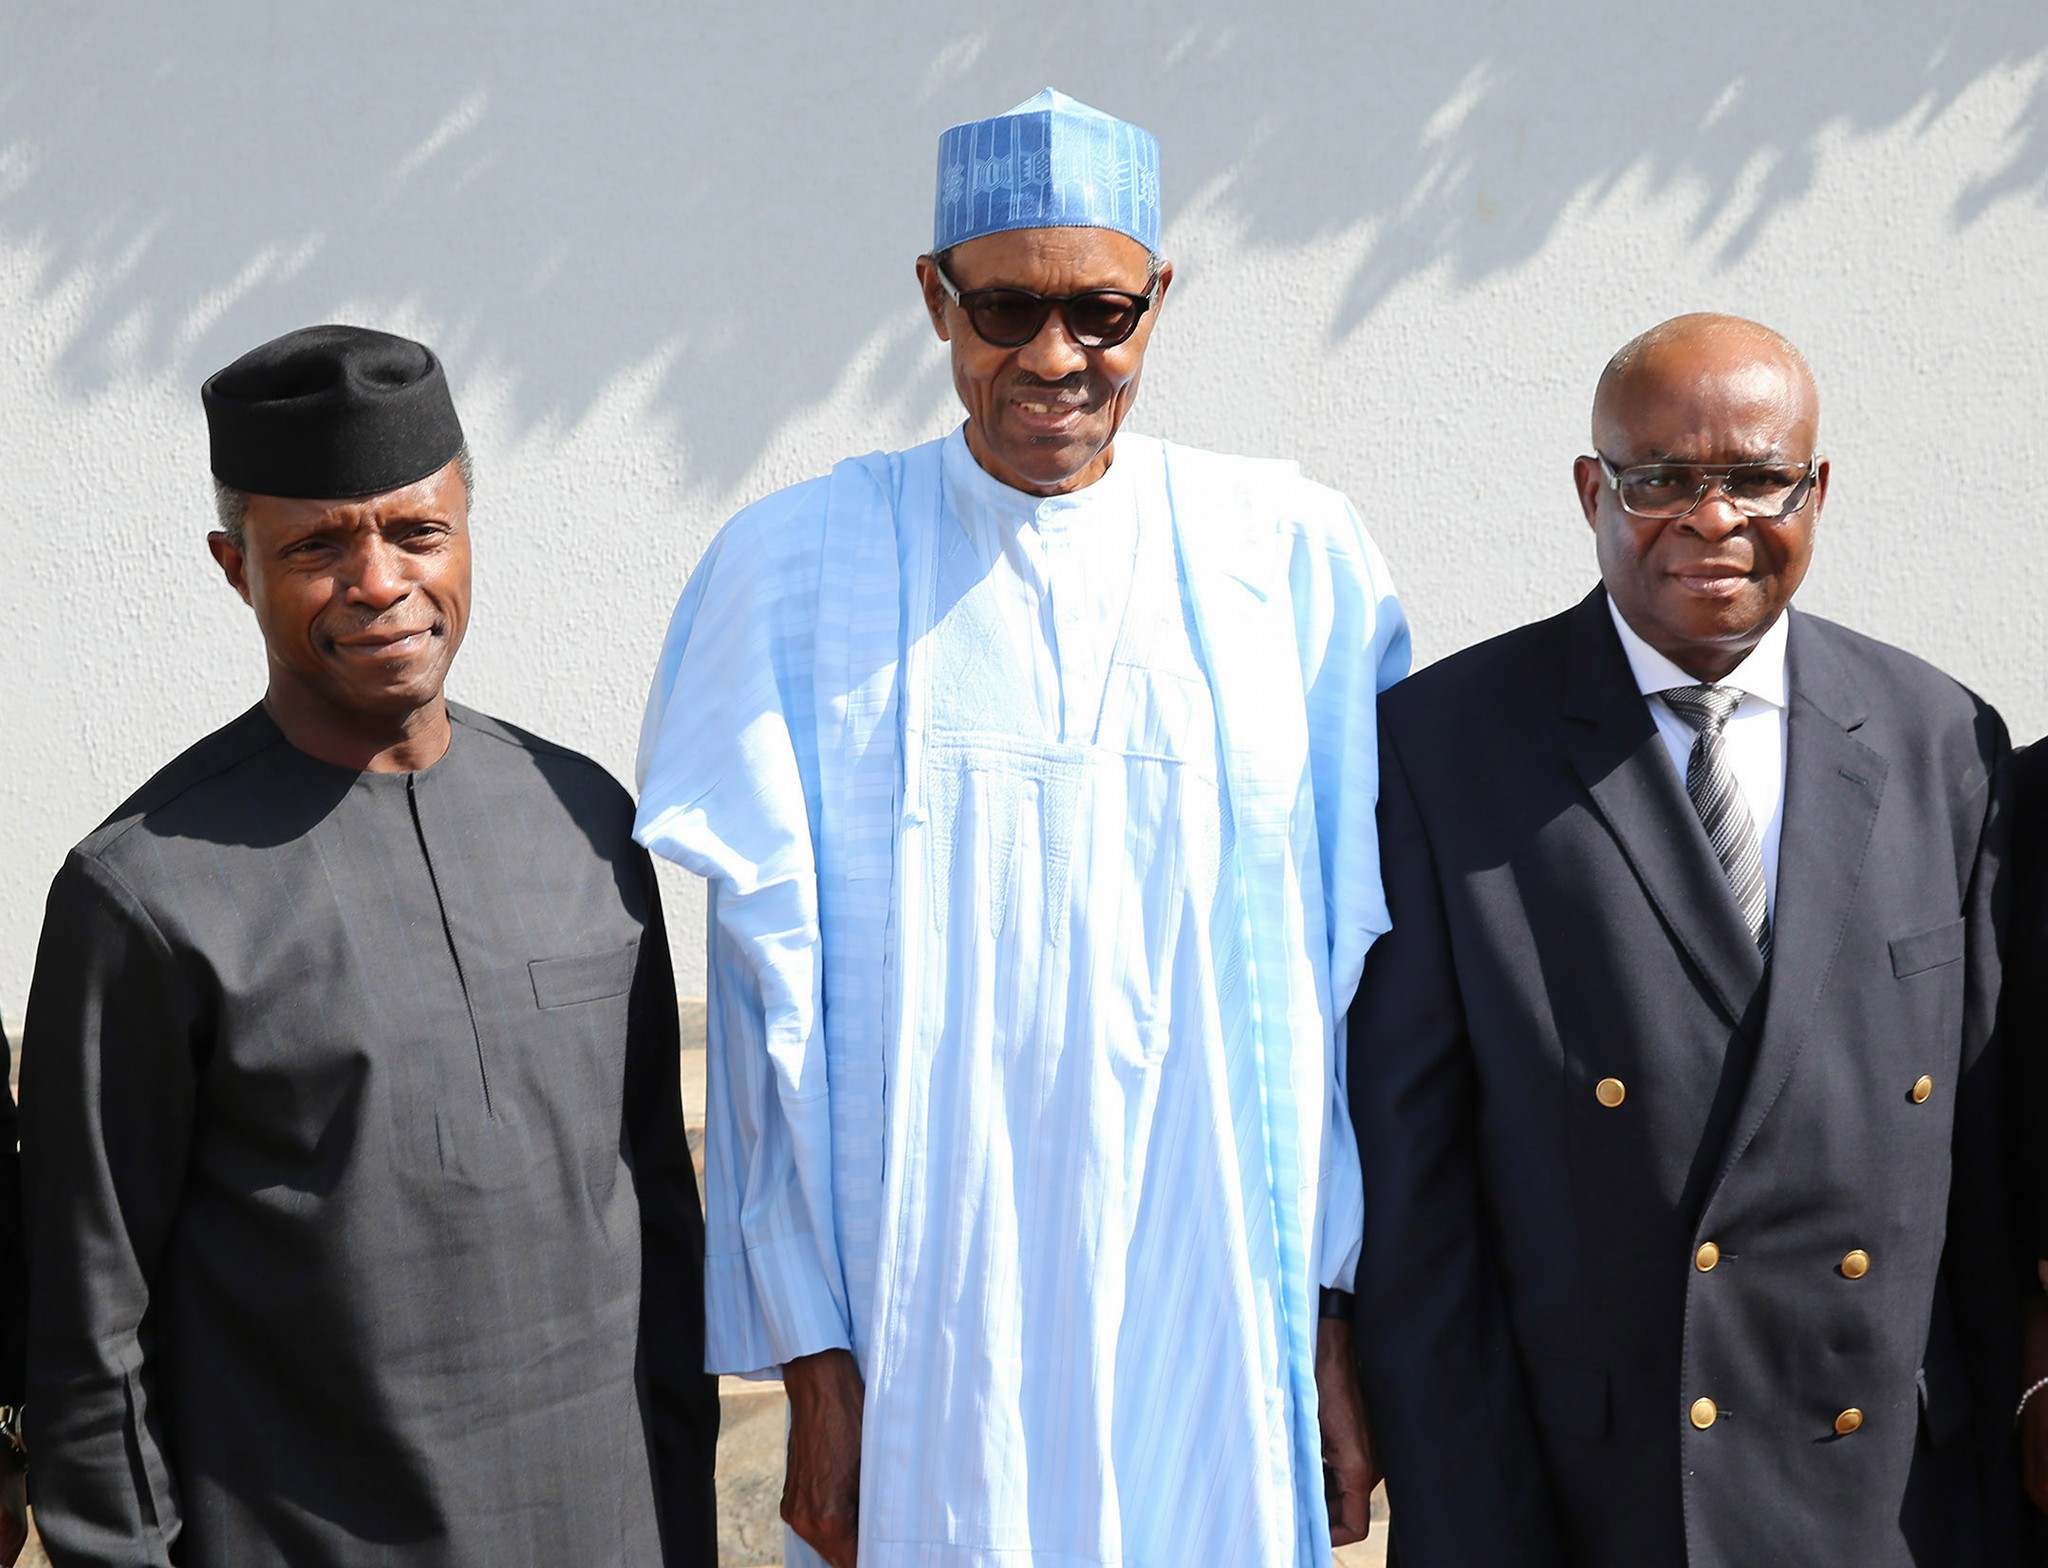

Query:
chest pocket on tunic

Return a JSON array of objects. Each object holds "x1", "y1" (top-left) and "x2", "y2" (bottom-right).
[{"x1": 530, "y1": 943, "x2": 640, "y2": 1007}]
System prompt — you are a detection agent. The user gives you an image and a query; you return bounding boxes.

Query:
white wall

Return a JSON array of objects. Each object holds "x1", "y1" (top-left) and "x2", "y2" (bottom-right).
[{"x1": 4, "y1": 1, "x2": 2047, "y2": 1022}]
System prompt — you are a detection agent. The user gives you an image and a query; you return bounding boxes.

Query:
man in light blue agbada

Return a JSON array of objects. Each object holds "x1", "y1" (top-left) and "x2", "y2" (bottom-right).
[{"x1": 637, "y1": 89, "x2": 1409, "y2": 1568}]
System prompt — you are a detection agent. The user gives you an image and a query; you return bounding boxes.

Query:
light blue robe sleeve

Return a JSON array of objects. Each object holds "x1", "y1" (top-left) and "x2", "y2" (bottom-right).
[
  {"x1": 635, "y1": 484, "x2": 854, "y2": 1375},
  {"x1": 1287, "y1": 487, "x2": 1411, "y2": 1293}
]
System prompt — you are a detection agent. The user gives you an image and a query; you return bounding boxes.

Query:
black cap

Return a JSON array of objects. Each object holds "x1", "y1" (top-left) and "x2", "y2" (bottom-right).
[{"x1": 202, "y1": 324, "x2": 465, "y2": 499}]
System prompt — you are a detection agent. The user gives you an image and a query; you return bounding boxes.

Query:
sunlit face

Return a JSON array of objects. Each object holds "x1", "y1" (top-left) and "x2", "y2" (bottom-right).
[
  {"x1": 917, "y1": 225, "x2": 1171, "y2": 495},
  {"x1": 1574, "y1": 335, "x2": 1826, "y2": 684},
  {"x1": 210, "y1": 458, "x2": 471, "y2": 730}
]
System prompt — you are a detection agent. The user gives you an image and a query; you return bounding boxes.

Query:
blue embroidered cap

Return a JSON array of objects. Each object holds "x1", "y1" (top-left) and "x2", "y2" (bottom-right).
[{"x1": 933, "y1": 89, "x2": 1161, "y2": 254}]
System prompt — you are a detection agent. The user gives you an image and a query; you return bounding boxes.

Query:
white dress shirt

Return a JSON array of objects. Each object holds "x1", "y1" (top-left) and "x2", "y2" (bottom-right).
[{"x1": 1607, "y1": 594, "x2": 1789, "y2": 918}]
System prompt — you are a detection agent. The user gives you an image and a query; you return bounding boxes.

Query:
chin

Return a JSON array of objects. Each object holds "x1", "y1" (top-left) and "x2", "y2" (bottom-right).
[
  {"x1": 1663, "y1": 591, "x2": 1758, "y2": 636},
  {"x1": 1702, "y1": 604, "x2": 1770, "y2": 641},
  {"x1": 1026, "y1": 443, "x2": 1112, "y2": 489},
  {"x1": 341, "y1": 668, "x2": 447, "y2": 714}
]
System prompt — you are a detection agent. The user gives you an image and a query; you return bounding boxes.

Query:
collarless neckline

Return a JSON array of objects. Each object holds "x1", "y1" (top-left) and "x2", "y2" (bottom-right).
[
  {"x1": 942, "y1": 424, "x2": 1135, "y2": 532},
  {"x1": 250, "y1": 703, "x2": 462, "y2": 785}
]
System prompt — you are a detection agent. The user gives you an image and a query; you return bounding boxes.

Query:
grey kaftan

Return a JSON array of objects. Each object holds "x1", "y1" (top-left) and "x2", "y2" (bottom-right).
[{"x1": 20, "y1": 703, "x2": 716, "y2": 1568}]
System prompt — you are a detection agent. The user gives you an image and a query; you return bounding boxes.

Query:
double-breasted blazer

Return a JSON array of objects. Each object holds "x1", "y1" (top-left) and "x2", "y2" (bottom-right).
[{"x1": 1349, "y1": 588, "x2": 2022, "y2": 1567}]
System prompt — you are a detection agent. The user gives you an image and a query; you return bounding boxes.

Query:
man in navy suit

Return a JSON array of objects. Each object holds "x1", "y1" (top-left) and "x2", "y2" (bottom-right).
[{"x1": 1349, "y1": 313, "x2": 2024, "y2": 1566}]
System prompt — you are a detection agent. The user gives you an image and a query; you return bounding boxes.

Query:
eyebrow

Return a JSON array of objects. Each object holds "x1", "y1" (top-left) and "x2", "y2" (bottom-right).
[
  {"x1": 268, "y1": 515, "x2": 424, "y2": 556},
  {"x1": 1639, "y1": 447, "x2": 1794, "y2": 464},
  {"x1": 272, "y1": 515, "x2": 348, "y2": 543}
]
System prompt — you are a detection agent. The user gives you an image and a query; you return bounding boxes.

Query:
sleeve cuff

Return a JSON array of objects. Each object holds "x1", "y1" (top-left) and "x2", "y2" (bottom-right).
[{"x1": 704, "y1": 1239, "x2": 851, "y2": 1376}]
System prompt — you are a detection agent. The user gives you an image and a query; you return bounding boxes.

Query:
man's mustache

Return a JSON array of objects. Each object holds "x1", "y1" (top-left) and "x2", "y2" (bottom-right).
[{"x1": 1007, "y1": 373, "x2": 1091, "y2": 397}]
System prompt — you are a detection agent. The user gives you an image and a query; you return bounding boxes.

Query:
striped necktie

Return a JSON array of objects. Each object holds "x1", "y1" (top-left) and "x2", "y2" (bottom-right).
[{"x1": 1658, "y1": 684, "x2": 1772, "y2": 961}]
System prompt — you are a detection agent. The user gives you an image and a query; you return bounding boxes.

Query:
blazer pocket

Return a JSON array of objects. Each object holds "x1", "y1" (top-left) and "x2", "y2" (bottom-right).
[
  {"x1": 1522, "y1": 1346, "x2": 1611, "y2": 1440},
  {"x1": 530, "y1": 942, "x2": 639, "y2": 1008},
  {"x1": 1890, "y1": 918, "x2": 1966, "y2": 978}
]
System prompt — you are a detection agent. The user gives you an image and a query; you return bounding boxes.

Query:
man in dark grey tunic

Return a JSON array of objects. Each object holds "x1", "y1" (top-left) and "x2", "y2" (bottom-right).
[{"x1": 19, "y1": 325, "x2": 718, "y2": 1567}]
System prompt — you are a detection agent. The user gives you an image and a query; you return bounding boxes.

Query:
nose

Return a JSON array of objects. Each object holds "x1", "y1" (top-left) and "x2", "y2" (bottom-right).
[
  {"x1": 1682, "y1": 483, "x2": 1746, "y2": 540},
  {"x1": 344, "y1": 537, "x2": 412, "y2": 610},
  {"x1": 1013, "y1": 308, "x2": 1089, "y2": 378}
]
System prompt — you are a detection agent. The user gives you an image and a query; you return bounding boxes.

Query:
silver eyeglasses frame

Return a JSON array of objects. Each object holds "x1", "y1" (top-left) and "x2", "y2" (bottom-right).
[{"x1": 1595, "y1": 452, "x2": 1821, "y2": 521}]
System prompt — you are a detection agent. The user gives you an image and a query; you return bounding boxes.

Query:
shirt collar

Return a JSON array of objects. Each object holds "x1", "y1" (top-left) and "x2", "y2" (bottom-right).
[{"x1": 1605, "y1": 592, "x2": 1790, "y2": 709}]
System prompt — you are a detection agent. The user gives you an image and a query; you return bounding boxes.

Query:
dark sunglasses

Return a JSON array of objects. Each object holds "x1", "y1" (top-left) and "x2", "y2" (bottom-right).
[{"x1": 931, "y1": 258, "x2": 1156, "y2": 349}]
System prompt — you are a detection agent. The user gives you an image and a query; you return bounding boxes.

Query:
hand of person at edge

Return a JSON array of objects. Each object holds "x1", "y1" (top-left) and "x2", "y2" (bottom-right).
[
  {"x1": 0, "y1": 1467, "x2": 25, "y2": 1568},
  {"x1": 2024, "y1": 1277, "x2": 2048, "y2": 1516},
  {"x1": 1316, "y1": 1315, "x2": 1381, "y2": 1547},
  {"x1": 783, "y1": 1347, "x2": 865, "y2": 1567}
]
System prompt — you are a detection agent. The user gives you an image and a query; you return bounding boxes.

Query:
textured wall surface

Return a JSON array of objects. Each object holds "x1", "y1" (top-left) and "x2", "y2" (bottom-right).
[{"x1": 3, "y1": 2, "x2": 2047, "y2": 1019}]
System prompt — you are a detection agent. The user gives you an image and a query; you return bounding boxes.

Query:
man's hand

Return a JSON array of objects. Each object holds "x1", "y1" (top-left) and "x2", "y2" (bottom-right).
[
  {"x1": 2024, "y1": 1284, "x2": 2048, "y2": 1515},
  {"x1": 0, "y1": 1466, "x2": 25, "y2": 1568},
  {"x1": 782, "y1": 1348, "x2": 865, "y2": 1568},
  {"x1": 1316, "y1": 1316, "x2": 1381, "y2": 1547}
]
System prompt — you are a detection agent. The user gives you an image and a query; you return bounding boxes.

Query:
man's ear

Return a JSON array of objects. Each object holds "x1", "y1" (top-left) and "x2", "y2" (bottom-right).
[
  {"x1": 1572, "y1": 455, "x2": 1605, "y2": 530},
  {"x1": 207, "y1": 531, "x2": 254, "y2": 606},
  {"x1": 914, "y1": 256, "x2": 953, "y2": 342}
]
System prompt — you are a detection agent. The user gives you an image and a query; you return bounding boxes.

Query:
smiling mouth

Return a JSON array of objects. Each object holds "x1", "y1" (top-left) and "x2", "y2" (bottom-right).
[
  {"x1": 334, "y1": 628, "x2": 436, "y2": 657},
  {"x1": 1011, "y1": 397, "x2": 1091, "y2": 428}
]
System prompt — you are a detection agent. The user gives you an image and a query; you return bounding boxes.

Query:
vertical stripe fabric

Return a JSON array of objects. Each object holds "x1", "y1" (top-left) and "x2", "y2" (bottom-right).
[{"x1": 636, "y1": 430, "x2": 1408, "y2": 1565}]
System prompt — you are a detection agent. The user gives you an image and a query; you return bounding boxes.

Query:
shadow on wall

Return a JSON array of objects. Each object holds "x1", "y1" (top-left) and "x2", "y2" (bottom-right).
[{"x1": 2, "y1": 0, "x2": 2044, "y2": 490}]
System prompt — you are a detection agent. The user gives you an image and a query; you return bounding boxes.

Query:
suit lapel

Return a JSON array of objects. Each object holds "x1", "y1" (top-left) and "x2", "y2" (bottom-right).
[
  {"x1": 1711, "y1": 615, "x2": 1886, "y2": 1184},
  {"x1": 1560, "y1": 591, "x2": 1767, "y2": 1028}
]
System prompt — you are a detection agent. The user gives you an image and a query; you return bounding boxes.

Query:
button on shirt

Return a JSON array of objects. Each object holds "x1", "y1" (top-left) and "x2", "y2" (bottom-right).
[{"x1": 1606, "y1": 595, "x2": 1789, "y2": 918}]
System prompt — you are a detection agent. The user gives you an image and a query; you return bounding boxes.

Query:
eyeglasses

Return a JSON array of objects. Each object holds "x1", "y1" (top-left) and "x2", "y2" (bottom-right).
[
  {"x1": 1595, "y1": 453, "x2": 1820, "y2": 520},
  {"x1": 931, "y1": 258, "x2": 1156, "y2": 349}
]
